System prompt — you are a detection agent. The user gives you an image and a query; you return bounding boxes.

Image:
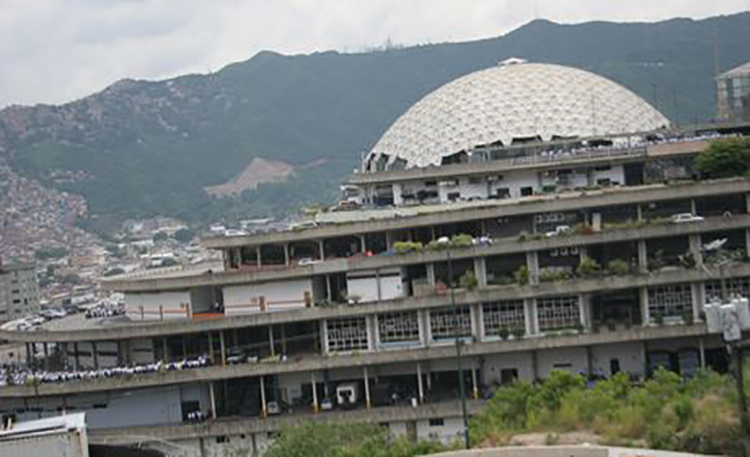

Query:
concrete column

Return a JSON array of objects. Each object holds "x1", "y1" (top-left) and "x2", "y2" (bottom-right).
[
  {"x1": 745, "y1": 229, "x2": 750, "y2": 259},
  {"x1": 639, "y1": 286, "x2": 650, "y2": 325},
  {"x1": 209, "y1": 382, "x2": 217, "y2": 419},
  {"x1": 417, "y1": 362, "x2": 425, "y2": 404},
  {"x1": 385, "y1": 232, "x2": 393, "y2": 250},
  {"x1": 283, "y1": 243, "x2": 290, "y2": 266},
  {"x1": 473, "y1": 257, "x2": 487, "y2": 287},
  {"x1": 268, "y1": 326, "x2": 276, "y2": 357},
  {"x1": 311, "y1": 372, "x2": 319, "y2": 413},
  {"x1": 256, "y1": 246, "x2": 262, "y2": 267},
  {"x1": 219, "y1": 331, "x2": 227, "y2": 366},
  {"x1": 579, "y1": 294, "x2": 590, "y2": 330},
  {"x1": 363, "y1": 366, "x2": 371, "y2": 409},
  {"x1": 637, "y1": 240, "x2": 648, "y2": 273},
  {"x1": 62, "y1": 343, "x2": 69, "y2": 370},
  {"x1": 524, "y1": 299, "x2": 537, "y2": 336},
  {"x1": 280, "y1": 325, "x2": 287, "y2": 355},
  {"x1": 73, "y1": 342, "x2": 80, "y2": 371},
  {"x1": 688, "y1": 234, "x2": 703, "y2": 268},
  {"x1": 320, "y1": 320, "x2": 329, "y2": 355},
  {"x1": 207, "y1": 333, "x2": 214, "y2": 364},
  {"x1": 366, "y1": 315, "x2": 377, "y2": 351},
  {"x1": 426, "y1": 263, "x2": 436, "y2": 286},
  {"x1": 91, "y1": 342, "x2": 99, "y2": 370},
  {"x1": 260, "y1": 376, "x2": 267, "y2": 418},
  {"x1": 418, "y1": 310, "x2": 428, "y2": 347},
  {"x1": 43, "y1": 343, "x2": 49, "y2": 371},
  {"x1": 325, "y1": 274, "x2": 332, "y2": 301},
  {"x1": 690, "y1": 199, "x2": 698, "y2": 216},
  {"x1": 422, "y1": 310, "x2": 433, "y2": 346},
  {"x1": 699, "y1": 337, "x2": 706, "y2": 369},
  {"x1": 25, "y1": 343, "x2": 30, "y2": 367},
  {"x1": 636, "y1": 204, "x2": 643, "y2": 222},
  {"x1": 691, "y1": 283, "x2": 704, "y2": 323},
  {"x1": 319, "y1": 240, "x2": 326, "y2": 261},
  {"x1": 360, "y1": 235, "x2": 367, "y2": 253},
  {"x1": 375, "y1": 269, "x2": 382, "y2": 301},
  {"x1": 526, "y1": 251, "x2": 539, "y2": 285},
  {"x1": 471, "y1": 303, "x2": 481, "y2": 341},
  {"x1": 471, "y1": 363, "x2": 479, "y2": 399}
]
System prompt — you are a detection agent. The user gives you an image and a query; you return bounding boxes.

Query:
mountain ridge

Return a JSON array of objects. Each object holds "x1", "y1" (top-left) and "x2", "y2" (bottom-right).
[{"x1": 2, "y1": 12, "x2": 750, "y2": 230}]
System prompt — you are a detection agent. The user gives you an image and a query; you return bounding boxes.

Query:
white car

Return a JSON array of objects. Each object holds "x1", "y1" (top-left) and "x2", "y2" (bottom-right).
[
  {"x1": 671, "y1": 213, "x2": 704, "y2": 223},
  {"x1": 545, "y1": 225, "x2": 572, "y2": 237}
]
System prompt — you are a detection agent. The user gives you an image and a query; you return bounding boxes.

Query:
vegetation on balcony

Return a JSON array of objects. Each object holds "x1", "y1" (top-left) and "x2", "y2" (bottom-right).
[{"x1": 695, "y1": 137, "x2": 750, "y2": 179}]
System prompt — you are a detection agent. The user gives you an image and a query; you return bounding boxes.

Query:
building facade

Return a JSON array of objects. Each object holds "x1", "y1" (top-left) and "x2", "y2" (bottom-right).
[
  {"x1": 717, "y1": 61, "x2": 750, "y2": 122},
  {"x1": 1, "y1": 61, "x2": 750, "y2": 457},
  {"x1": 0, "y1": 261, "x2": 39, "y2": 324}
]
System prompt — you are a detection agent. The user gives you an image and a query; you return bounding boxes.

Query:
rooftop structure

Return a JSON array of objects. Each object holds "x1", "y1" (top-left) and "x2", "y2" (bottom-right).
[
  {"x1": 717, "y1": 60, "x2": 750, "y2": 122},
  {"x1": 1, "y1": 63, "x2": 750, "y2": 457},
  {"x1": 0, "y1": 260, "x2": 40, "y2": 324},
  {"x1": 365, "y1": 60, "x2": 669, "y2": 172}
]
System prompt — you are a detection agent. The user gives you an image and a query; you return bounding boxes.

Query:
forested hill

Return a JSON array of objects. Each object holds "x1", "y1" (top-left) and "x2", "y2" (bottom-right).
[{"x1": 2, "y1": 12, "x2": 750, "y2": 228}]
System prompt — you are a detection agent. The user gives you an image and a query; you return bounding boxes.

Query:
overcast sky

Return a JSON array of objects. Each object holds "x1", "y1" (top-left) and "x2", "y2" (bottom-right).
[{"x1": 1, "y1": 0, "x2": 748, "y2": 108}]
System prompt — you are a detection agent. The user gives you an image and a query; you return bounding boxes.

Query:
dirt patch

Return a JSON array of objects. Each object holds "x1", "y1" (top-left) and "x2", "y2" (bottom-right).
[{"x1": 204, "y1": 157, "x2": 295, "y2": 197}]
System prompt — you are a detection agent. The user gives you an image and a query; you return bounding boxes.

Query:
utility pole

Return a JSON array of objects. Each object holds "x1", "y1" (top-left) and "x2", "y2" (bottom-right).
[{"x1": 446, "y1": 247, "x2": 470, "y2": 449}]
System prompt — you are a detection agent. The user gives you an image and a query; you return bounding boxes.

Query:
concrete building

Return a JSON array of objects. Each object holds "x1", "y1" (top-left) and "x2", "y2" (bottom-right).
[
  {"x1": 1, "y1": 61, "x2": 750, "y2": 457},
  {"x1": 717, "y1": 60, "x2": 750, "y2": 122},
  {"x1": 0, "y1": 260, "x2": 40, "y2": 324}
]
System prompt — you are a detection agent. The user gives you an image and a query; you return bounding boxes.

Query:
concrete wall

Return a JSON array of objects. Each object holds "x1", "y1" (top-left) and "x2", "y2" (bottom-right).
[
  {"x1": 125, "y1": 291, "x2": 191, "y2": 321},
  {"x1": 223, "y1": 279, "x2": 312, "y2": 315},
  {"x1": 482, "y1": 351, "x2": 535, "y2": 385},
  {"x1": 347, "y1": 268, "x2": 403, "y2": 303},
  {"x1": 535, "y1": 347, "x2": 588, "y2": 378},
  {"x1": 590, "y1": 342, "x2": 644, "y2": 377}
]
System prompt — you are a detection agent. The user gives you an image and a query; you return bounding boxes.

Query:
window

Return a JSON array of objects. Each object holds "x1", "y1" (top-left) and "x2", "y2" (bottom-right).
[
  {"x1": 327, "y1": 317, "x2": 369, "y2": 352},
  {"x1": 430, "y1": 307, "x2": 472, "y2": 341},
  {"x1": 429, "y1": 418, "x2": 445, "y2": 427},
  {"x1": 500, "y1": 368, "x2": 518, "y2": 384},
  {"x1": 483, "y1": 300, "x2": 525, "y2": 336},
  {"x1": 648, "y1": 284, "x2": 692, "y2": 318},
  {"x1": 468, "y1": 177, "x2": 483, "y2": 185},
  {"x1": 705, "y1": 277, "x2": 750, "y2": 302},
  {"x1": 378, "y1": 311, "x2": 420, "y2": 345},
  {"x1": 520, "y1": 187, "x2": 534, "y2": 197},
  {"x1": 537, "y1": 296, "x2": 580, "y2": 331}
]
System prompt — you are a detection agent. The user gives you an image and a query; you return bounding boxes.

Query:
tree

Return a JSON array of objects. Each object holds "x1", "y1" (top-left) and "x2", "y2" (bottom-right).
[
  {"x1": 152, "y1": 231, "x2": 169, "y2": 243},
  {"x1": 174, "y1": 228, "x2": 195, "y2": 244},
  {"x1": 695, "y1": 138, "x2": 750, "y2": 179}
]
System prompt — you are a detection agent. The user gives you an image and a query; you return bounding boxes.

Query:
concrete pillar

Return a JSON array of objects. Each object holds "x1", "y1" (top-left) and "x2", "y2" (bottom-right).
[
  {"x1": 219, "y1": 331, "x2": 227, "y2": 366},
  {"x1": 579, "y1": 294, "x2": 590, "y2": 330},
  {"x1": 688, "y1": 234, "x2": 703, "y2": 268},
  {"x1": 256, "y1": 246, "x2": 262, "y2": 267},
  {"x1": 325, "y1": 274, "x2": 333, "y2": 301},
  {"x1": 690, "y1": 199, "x2": 698, "y2": 216},
  {"x1": 124, "y1": 340, "x2": 132, "y2": 365},
  {"x1": 260, "y1": 376, "x2": 267, "y2": 418},
  {"x1": 471, "y1": 363, "x2": 479, "y2": 399},
  {"x1": 699, "y1": 337, "x2": 706, "y2": 369},
  {"x1": 320, "y1": 321, "x2": 329, "y2": 355},
  {"x1": 474, "y1": 257, "x2": 487, "y2": 287},
  {"x1": 745, "y1": 193, "x2": 750, "y2": 214},
  {"x1": 418, "y1": 310, "x2": 428, "y2": 347},
  {"x1": 62, "y1": 343, "x2": 69, "y2": 370},
  {"x1": 426, "y1": 263, "x2": 436, "y2": 286},
  {"x1": 43, "y1": 343, "x2": 49, "y2": 371},
  {"x1": 91, "y1": 342, "x2": 98, "y2": 370},
  {"x1": 268, "y1": 326, "x2": 276, "y2": 357},
  {"x1": 745, "y1": 229, "x2": 750, "y2": 259},
  {"x1": 637, "y1": 240, "x2": 648, "y2": 273},
  {"x1": 209, "y1": 382, "x2": 217, "y2": 419},
  {"x1": 471, "y1": 303, "x2": 482, "y2": 341},
  {"x1": 691, "y1": 283, "x2": 704, "y2": 323},
  {"x1": 636, "y1": 204, "x2": 643, "y2": 222},
  {"x1": 526, "y1": 251, "x2": 539, "y2": 285},
  {"x1": 417, "y1": 362, "x2": 425, "y2": 404},
  {"x1": 207, "y1": 332, "x2": 214, "y2": 364},
  {"x1": 363, "y1": 366, "x2": 371, "y2": 409},
  {"x1": 24, "y1": 343, "x2": 30, "y2": 367},
  {"x1": 280, "y1": 325, "x2": 287, "y2": 355},
  {"x1": 360, "y1": 235, "x2": 367, "y2": 253},
  {"x1": 366, "y1": 315, "x2": 377, "y2": 351},
  {"x1": 319, "y1": 240, "x2": 326, "y2": 261},
  {"x1": 376, "y1": 269, "x2": 382, "y2": 301},
  {"x1": 524, "y1": 299, "x2": 537, "y2": 336},
  {"x1": 385, "y1": 232, "x2": 393, "y2": 250},
  {"x1": 283, "y1": 243, "x2": 290, "y2": 266},
  {"x1": 73, "y1": 342, "x2": 80, "y2": 371},
  {"x1": 311, "y1": 372, "x2": 319, "y2": 413},
  {"x1": 639, "y1": 286, "x2": 650, "y2": 325}
]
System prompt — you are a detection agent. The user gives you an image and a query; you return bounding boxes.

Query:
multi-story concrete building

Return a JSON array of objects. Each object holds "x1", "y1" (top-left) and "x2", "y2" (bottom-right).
[
  {"x1": 717, "y1": 60, "x2": 750, "y2": 122},
  {"x1": 0, "y1": 260, "x2": 39, "y2": 324},
  {"x1": 1, "y1": 61, "x2": 750, "y2": 457}
]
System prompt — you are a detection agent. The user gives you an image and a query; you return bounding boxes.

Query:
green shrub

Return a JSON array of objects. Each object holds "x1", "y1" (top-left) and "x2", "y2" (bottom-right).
[
  {"x1": 459, "y1": 270, "x2": 478, "y2": 289},
  {"x1": 450, "y1": 233, "x2": 474, "y2": 248},
  {"x1": 393, "y1": 241, "x2": 423, "y2": 254},
  {"x1": 577, "y1": 256, "x2": 601, "y2": 277},
  {"x1": 605, "y1": 259, "x2": 630, "y2": 276},
  {"x1": 513, "y1": 265, "x2": 530, "y2": 285}
]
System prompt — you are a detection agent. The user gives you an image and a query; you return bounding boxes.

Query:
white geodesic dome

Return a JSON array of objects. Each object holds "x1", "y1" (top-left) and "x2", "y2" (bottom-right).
[{"x1": 365, "y1": 60, "x2": 669, "y2": 171}]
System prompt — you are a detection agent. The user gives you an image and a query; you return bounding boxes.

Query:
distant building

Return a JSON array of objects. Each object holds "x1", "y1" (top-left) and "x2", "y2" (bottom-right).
[
  {"x1": 0, "y1": 413, "x2": 89, "y2": 457},
  {"x1": 717, "y1": 61, "x2": 750, "y2": 122},
  {"x1": 0, "y1": 260, "x2": 40, "y2": 323}
]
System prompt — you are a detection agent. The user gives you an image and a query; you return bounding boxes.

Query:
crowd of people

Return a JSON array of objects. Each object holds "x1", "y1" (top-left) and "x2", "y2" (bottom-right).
[
  {"x1": 0, "y1": 355, "x2": 210, "y2": 386},
  {"x1": 84, "y1": 301, "x2": 126, "y2": 319}
]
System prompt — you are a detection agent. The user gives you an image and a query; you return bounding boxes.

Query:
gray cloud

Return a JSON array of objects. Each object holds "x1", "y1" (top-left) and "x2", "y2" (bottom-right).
[{"x1": 0, "y1": 0, "x2": 748, "y2": 107}]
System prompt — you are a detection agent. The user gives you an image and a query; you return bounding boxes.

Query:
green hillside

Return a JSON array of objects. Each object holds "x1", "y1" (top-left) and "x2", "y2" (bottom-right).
[{"x1": 1, "y1": 13, "x2": 750, "y2": 229}]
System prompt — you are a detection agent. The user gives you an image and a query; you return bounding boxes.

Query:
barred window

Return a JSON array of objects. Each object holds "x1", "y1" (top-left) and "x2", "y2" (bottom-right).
[
  {"x1": 430, "y1": 307, "x2": 472, "y2": 341},
  {"x1": 483, "y1": 300, "x2": 525, "y2": 336},
  {"x1": 537, "y1": 296, "x2": 580, "y2": 332},
  {"x1": 648, "y1": 284, "x2": 692, "y2": 318},
  {"x1": 378, "y1": 311, "x2": 420, "y2": 344},
  {"x1": 705, "y1": 277, "x2": 750, "y2": 302},
  {"x1": 327, "y1": 317, "x2": 369, "y2": 353}
]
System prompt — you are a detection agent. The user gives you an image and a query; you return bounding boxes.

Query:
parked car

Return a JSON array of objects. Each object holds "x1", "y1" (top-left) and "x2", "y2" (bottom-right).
[
  {"x1": 545, "y1": 225, "x2": 572, "y2": 237},
  {"x1": 671, "y1": 213, "x2": 704, "y2": 223}
]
